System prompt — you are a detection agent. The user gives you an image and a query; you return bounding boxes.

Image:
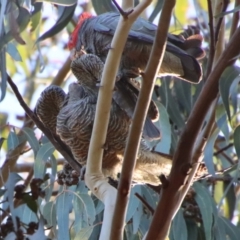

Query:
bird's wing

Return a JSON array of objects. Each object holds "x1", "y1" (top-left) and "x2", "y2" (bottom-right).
[
  {"x1": 113, "y1": 77, "x2": 161, "y2": 140},
  {"x1": 35, "y1": 85, "x2": 66, "y2": 133}
]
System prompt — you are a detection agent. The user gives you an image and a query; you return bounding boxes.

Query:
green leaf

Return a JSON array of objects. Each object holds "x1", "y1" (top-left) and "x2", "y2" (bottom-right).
[
  {"x1": 148, "y1": 0, "x2": 164, "y2": 22},
  {"x1": 44, "y1": 155, "x2": 57, "y2": 202},
  {"x1": 37, "y1": 0, "x2": 77, "y2": 6},
  {"x1": 78, "y1": 194, "x2": 96, "y2": 225},
  {"x1": 172, "y1": 208, "x2": 188, "y2": 240},
  {"x1": 0, "y1": 7, "x2": 31, "y2": 51},
  {"x1": 92, "y1": 0, "x2": 117, "y2": 14},
  {"x1": 223, "y1": 179, "x2": 236, "y2": 219},
  {"x1": 34, "y1": 142, "x2": 55, "y2": 179},
  {"x1": 158, "y1": 79, "x2": 185, "y2": 129},
  {"x1": 213, "y1": 216, "x2": 227, "y2": 240},
  {"x1": 7, "y1": 130, "x2": 19, "y2": 151},
  {"x1": 57, "y1": 191, "x2": 72, "y2": 240},
  {"x1": 218, "y1": 216, "x2": 240, "y2": 240},
  {"x1": 126, "y1": 185, "x2": 142, "y2": 223},
  {"x1": 43, "y1": 201, "x2": 57, "y2": 228},
  {"x1": 154, "y1": 102, "x2": 171, "y2": 154},
  {"x1": 186, "y1": 219, "x2": 198, "y2": 240},
  {"x1": 5, "y1": 173, "x2": 23, "y2": 230},
  {"x1": 215, "y1": 104, "x2": 229, "y2": 143},
  {"x1": 233, "y1": 125, "x2": 240, "y2": 159},
  {"x1": 0, "y1": 137, "x2": 5, "y2": 150},
  {"x1": 219, "y1": 66, "x2": 240, "y2": 121},
  {"x1": 22, "y1": 194, "x2": 38, "y2": 213},
  {"x1": 204, "y1": 128, "x2": 219, "y2": 175},
  {"x1": 75, "y1": 226, "x2": 94, "y2": 240},
  {"x1": 216, "y1": 5, "x2": 240, "y2": 18},
  {"x1": 0, "y1": 48, "x2": 7, "y2": 101},
  {"x1": 30, "y1": 2, "x2": 43, "y2": 32},
  {"x1": 173, "y1": 75, "x2": 192, "y2": 116},
  {"x1": 193, "y1": 182, "x2": 214, "y2": 240},
  {"x1": 132, "y1": 204, "x2": 143, "y2": 234},
  {"x1": 36, "y1": 4, "x2": 77, "y2": 43},
  {"x1": 22, "y1": 127, "x2": 40, "y2": 156},
  {"x1": 141, "y1": 185, "x2": 158, "y2": 211},
  {"x1": 6, "y1": 42, "x2": 22, "y2": 61},
  {"x1": 0, "y1": 188, "x2": 6, "y2": 197}
]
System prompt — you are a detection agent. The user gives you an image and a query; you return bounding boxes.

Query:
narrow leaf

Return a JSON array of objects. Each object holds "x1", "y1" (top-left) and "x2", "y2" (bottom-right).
[
  {"x1": 0, "y1": 48, "x2": 7, "y2": 101},
  {"x1": 233, "y1": 125, "x2": 240, "y2": 159},
  {"x1": 38, "y1": 0, "x2": 77, "y2": 6},
  {"x1": 193, "y1": 182, "x2": 214, "y2": 240},
  {"x1": 56, "y1": 191, "x2": 72, "y2": 240},
  {"x1": 172, "y1": 208, "x2": 188, "y2": 240},
  {"x1": 7, "y1": 131, "x2": 19, "y2": 151},
  {"x1": 36, "y1": 4, "x2": 77, "y2": 43},
  {"x1": 126, "y1": 185, "x2": 142, "y2": 223},
  {"x1": 22, "y1": 127, "x2": 39, "y2": 155},
  {"x1": 34, "y1": 142, "x2": 55, "y2": 179},
  {"x1": 219, "y1": 66, "x2": 240, "y2": 121},
  {"x1": 6, "y1": 42, "x2": 22, "y2": 61}
]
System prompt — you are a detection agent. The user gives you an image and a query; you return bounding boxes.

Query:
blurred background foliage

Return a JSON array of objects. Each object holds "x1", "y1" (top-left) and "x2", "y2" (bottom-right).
[{"x1": 0, "y1": 0, "x2": 240, "y2": 239}]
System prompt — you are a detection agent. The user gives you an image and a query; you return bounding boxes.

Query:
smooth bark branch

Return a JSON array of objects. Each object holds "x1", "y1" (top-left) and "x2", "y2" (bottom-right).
[
  {"x1": 84, "y1": 1, "x2": 152, "y2": 239},
  {"x1": 111, "y1": 0, "x2": 175, "y2": 239},
  {"x1": 146, "y1": 26, "x2": 240, "y2": 240},
  {"x1": 51, "y1": 56, "x2": 71, "y2": 86}
]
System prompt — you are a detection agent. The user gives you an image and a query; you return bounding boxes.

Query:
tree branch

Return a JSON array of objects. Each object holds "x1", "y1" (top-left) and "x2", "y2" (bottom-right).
[
  {"x1": 111, "y1": 0, "x2": 175, "y2": 238},
  {"x1": 145, "y1": 26, "x2": 240, "y2": 240},
  {"x1": 6, "y1": 75, "x2": 81, "y2": 174}
]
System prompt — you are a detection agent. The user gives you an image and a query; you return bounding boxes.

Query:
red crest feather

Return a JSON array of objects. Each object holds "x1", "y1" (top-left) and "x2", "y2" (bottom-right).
[{"x1": 68, "y1": 12, "x2": 93, "y2": 50}]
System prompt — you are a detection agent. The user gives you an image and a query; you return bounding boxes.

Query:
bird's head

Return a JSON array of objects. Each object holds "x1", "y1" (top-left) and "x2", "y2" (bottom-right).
[
  {"x1": 68, "y1": 12, "x2": 93, "y2": 50},
  {"x1": 71, "y1": 54, "x2": 104, "y2": 93}
]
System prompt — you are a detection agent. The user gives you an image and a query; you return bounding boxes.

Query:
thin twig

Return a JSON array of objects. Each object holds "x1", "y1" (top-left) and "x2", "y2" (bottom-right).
[
  {"x1": 135, "y1": 192, "x2": 154, "y2": 215},
  {"x1": 214, "y1": 143, "x2": 233, "y2": 156}
]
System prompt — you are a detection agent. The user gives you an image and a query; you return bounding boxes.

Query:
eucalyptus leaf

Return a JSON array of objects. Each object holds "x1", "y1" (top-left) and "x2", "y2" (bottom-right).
[
  {"x1": 38, "y1": 0, "x2": 77, "y2": 6},
  {"x1": 57, "y1": 191, "x2": 73, "y2": 240},
  {"x1": 30, "y1": 2, "x2": 43, "y2": 32},
  {"x1": 0, "y1": 48, "x2": 7, "y2": 101},
  {"x1": 154, "y1": 102, "x2": 171, "y2": 154},
  {"x1": 7, "y1": 130, "x2": 19, "y2": 151},
  {"x1": 22, "y1": 127, "x2": 40, "y2": 156},
  {"x1": 193, "y1": 182, "x2": 214, "y2": 240},
  {"x1": 219, "y1": 66, "x2": 240, "y2": 121},
  {"x1": 148, "y1": 0, "x2": 164, "y2": 22},
  {"x1": 0, "y1": 7, "x2": 30, "y2": 51},
  {"x1": 22, "y1": 194, "x2": 38, "y2": 214},
  {"x1": 218, "y1": 216, "x2": 240, "y2": 240},
  {"x1": 34, "y1": 142, "x2": 55, "y2": 179},
  {"x1": 4, "y1": 173, "x2": 23, "y2": 231},
  {"x1": 132, "y1": 204, "x2": 143, "y2": 234},
  {"x1": 6, "y1": 42, "x2": 22, "y2": 61},
  {"x1": 233, "y1": 125, "x2": 240, "y2": 159},
  {"x1": 92, "y1": 0, "x2": 117, "y2": 15},
  {"x1": 43, "y1": 201, "x2": 56, "y2": 228},
  {"x1": 204, "y1": 128, "x2": 219, "y2": 175},
  {"x1": 36, "y1": 4, "x2": 77, "y2": 43},
  {"x1": 75, "y1": 226, "x2": 94, "y2": 240},
  {"x1": 126, "y1": 185, "x2": 142, "y2": 223},
  {"x1": 172, "y1": 208, "x2": 188, "y2": 240}
]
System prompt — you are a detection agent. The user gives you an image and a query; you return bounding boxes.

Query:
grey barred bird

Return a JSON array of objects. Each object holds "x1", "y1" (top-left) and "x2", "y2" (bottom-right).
[
  {"x1": 35, "y1": 85, "x2": 66, "y2": 133},
  {"x1": 68, "y1": 12, "x2": 205, "y2": 139},
  {"x1": 68, "y1": 12, "x2": 205, "y2": 83},
  {"x1": 35, "y1": 54, "x2": 172, "y2": 185}
]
